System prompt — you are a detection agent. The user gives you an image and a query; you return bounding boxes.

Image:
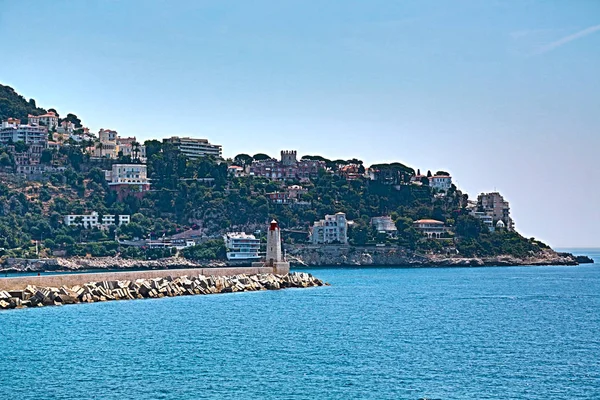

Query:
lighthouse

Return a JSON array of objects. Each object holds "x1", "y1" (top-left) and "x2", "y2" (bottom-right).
[
  {"x1": 266, "y1": 220, "x2": 282, "y2": 264},
  {"x1": 253, "y1": 219, "x2": 290, "y2": 274}
]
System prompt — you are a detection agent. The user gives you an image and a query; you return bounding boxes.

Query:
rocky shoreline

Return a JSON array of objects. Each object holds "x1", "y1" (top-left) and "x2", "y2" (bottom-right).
[
  {"x1": 0, "y1": 272, "x2": 326, "y2": 310},
  {"x1": 286, "y1": 246, "x2": 589, "y2": 267},
  {"x1": 0, "y1": 247, "x2": 592, "y2": 274}
]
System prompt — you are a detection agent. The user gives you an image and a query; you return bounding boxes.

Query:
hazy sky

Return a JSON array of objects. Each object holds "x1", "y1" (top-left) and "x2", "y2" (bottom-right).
[{"x1": 1, "y1": 0, "x2": 599, "y2": 248}]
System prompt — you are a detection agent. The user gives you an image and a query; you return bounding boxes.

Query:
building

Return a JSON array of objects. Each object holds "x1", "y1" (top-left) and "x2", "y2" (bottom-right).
[
  {"x1": 106, "y1": 164, "x2": 150, "y2": 199},
  {"x1": 309, "y1": 212, "x2": 348, "y2": 244},
  {"x1": 429, "y1": 175, "x2": 452, "y2": 191},
  {"x1": 267, "y1": 192, "x2": 290, "y2": 204},
  {"x1": 98, "y1": 129, "x2": 118, "y2": 142},
  {"x1": 471, "y1": 211, "x2": 495, "y2": 232},
  {"x1": 163, "y1": 136, "x2": 222, "y2": 158},
  {"x1": 371, "y1": 216, "x2": 398, "y2": 237},
  {"x1": 116, "y1": 136, "x2": 145, "y2": 160},
  {"x1": 91, "y1": 128, "x2": 119, "y2": 158},
  {"x1": 249, "y1": 150, "x2": 326, "y2": 181},
  {"x1": 28, "y1": 111, "x2": 58, "y2": 130},
  {"x1": 286, "y1": 185, "x2": 308, "y2": 199},
  {"x1": 0, "y1": 119, "x2": 48, "y2": 146},
  {"x1": 106, "y1": 163, "x2": 149, "y2": 185},
  {"x1": 64, "y1": 212, "x2": 130, "y2": 229},
  {"x1": 224, "y1": 232, "x2": 261, "y2": 261},
  {"x1": 413, "y1": 219, "x2": 448, "y2": 239},
  {"x1": 227, "y1": 165, "x2": 245, "y2": 178},
  {"x1": 57, "y1": 120, "x2": 75, "y2": 135},
  {"x1": 251, "y1": 220, "x2": 289, "y2": 273},
  {"x1": 477, "y1": 192, "x2": 514, "y2": 230},
  {"x1": 339, "y1": 164, "x2": 363, "y2": 180}
]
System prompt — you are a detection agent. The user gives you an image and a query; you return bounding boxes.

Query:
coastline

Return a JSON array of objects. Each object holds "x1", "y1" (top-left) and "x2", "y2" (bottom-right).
[
  {"x1": 286, "y1": 245, "x2": 592, "y2": 268},
  {"x1": 0, "y1": 246, "x2": 592, "y2": 275}
]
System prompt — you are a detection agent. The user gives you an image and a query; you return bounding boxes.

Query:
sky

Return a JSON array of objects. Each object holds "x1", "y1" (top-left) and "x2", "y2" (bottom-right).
[{"x1": 0, "y1": 0, "x2": 599, "y2": 248}]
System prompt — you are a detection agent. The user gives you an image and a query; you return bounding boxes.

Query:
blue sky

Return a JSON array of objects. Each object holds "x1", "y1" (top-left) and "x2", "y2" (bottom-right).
[{"x1": 1, "y1": 0, "x2": 599, "y2": 248}]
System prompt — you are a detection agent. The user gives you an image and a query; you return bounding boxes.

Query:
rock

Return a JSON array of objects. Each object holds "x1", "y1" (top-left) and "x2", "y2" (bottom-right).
[{"x1": 0, "y1": 272, "x2": 326, "y2": 310}]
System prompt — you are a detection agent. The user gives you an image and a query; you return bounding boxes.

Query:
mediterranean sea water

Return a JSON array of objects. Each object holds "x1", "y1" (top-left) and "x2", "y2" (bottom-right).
[{"x1": 1, "y1": 249, "x2": 599, "y2": 400}]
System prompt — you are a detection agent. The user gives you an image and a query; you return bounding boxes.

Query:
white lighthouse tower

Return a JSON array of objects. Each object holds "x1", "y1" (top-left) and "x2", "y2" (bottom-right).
[
  {"x1": 254, "y1": 220, "x2": 290, "y2": 273},
  {"x1": 266, "y1": 220, "x2": 282, "y2": 264}
]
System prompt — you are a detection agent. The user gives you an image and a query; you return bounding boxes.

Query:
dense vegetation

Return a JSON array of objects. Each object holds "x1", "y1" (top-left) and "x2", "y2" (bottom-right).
[
  {"x1": 0, "y1": 84, "x2": 47, "y2": 122},
  {"x1": 0, "y1": 83, "x2": 550, "y2": 261}
]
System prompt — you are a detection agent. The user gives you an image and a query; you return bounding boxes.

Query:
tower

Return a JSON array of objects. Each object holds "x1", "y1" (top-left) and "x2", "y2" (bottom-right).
[
  {"x1": 254, "y1": 219, "x2": 290, "y2": 273},
  {"x1": 266, "y1": 220, "x2": 283, "y2": 264},
  {"x1": 280, "y1": 150, "x2": 297, "y2": 166}
]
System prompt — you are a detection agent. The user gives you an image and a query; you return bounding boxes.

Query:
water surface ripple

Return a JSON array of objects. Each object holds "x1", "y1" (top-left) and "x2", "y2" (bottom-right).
[{"x1": 1, "y1": 250, "x2": 599, "y2": 399}]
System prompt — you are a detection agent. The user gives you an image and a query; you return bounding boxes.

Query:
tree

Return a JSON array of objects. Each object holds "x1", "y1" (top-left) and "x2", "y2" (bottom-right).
[
  {"x1": 427, "y1": 170, "x2": 432, "y2": 178},
  {"x1": 13, "y1": 141, "x2": 28, "y2": 153},
  {"x1": 40, "y1": 149, "x2": 53, "y2": 164},
  {"x1": 253, "y1": 153, "x2": 271, "y2": 161},
  {"x1": 132, "y1": 141, "x2": 141, "y2": 160},
  {"x1": 435, "y1": 171, "x2": 450, "y2": 176},
  {"x1": 234, "y1": 153, "x2": 253, "y2": 167},
  {"x1": 144, "y1": 140, "x2": 162, "y2": 158},
  {"x1": 0, "y1": 153, "x2": 11, "y2": 166},
  {"x1": 64, "y1": 113, "x2": 82, "y2": 128}
]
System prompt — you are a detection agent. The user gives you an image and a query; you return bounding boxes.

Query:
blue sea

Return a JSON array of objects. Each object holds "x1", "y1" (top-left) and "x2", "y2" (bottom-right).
[{"x1": 1, "y1": 249, "x2": 599, "y2": 400}]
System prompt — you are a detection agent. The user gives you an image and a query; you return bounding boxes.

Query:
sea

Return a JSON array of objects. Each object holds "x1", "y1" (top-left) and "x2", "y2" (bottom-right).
[{"x1": 1, "y1": 249, "x2": 599, "y2": 400}]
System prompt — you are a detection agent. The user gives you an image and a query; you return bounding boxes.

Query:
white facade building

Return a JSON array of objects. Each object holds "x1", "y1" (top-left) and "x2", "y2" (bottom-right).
[
  {"x1": 224, "y1": 232, "x2": 261, "y2": 261},
  {"x1": 64, "y1": 212, "x2": 130, "y2": 228},
  {"x1": 471, "y1": 211, "x2": 495, "y2": 232},
  {"x1": 429, "y1": 175, "x2": 452, "y2": 191},
  {"x1": 106, "y1": 164, "x2": 149, "y2": 186},
  {"x1": 310, "y1": 212, "x2": 348, "y2": 244},
  {"x1": 163, "y1": 136, "x2": 222, "y2": 158},
  {"x1": 28, "y1": 112, "x2": 59, "y2": 130},
  {"x1": 371, "y1": 216, "x2": 398, "y2": 236},
  {"x1": 413, "y1": 219, "x2": 448, "y2": 239},
  {"x1": 0, "y1": 119, "x2": 48, "y2": 146}
]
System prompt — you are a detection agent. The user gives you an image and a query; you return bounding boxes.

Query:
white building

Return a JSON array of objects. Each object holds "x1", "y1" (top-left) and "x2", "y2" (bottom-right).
[
  {"x1": 163, "y1": 136, "x2": 222, "y2": 158},
  {"x1": 224, "y1": 232, "x2": 261, "y2": 261},
  {"x1": 371, "y1": 216, "x2": 398, "y2": 237},
  {"x1": 64, "y1": 212, "x2": 130, "y2": 228},
  {"x1": 57, "y1": 120, "x2": 75, "y2": 135},
  {"x1": 471, "y1": 211, "x2": 495, "y2": 232},
  {"x1": 413, "y1": 219, "x2": 448, "y2": 239},
  {"x1": 28, "y1": 111, "x2": 59, "y2": 130},
  {"x1": 106, "y1": 164, "x2": 149, "y2": 186},
  {"x1": 429, "y1": 175, "x2": 452, "y2": 191},
  {"x1": 0, "y1": 119, "x2": 48, "y2": 146},
  {"x1": 310, "y1": 212, "x2": 348, "y2": 244}
]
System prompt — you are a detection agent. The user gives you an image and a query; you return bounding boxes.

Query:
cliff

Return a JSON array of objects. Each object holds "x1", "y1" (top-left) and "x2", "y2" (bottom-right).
[{"x1": 286, "y1": 245, "x2": 581, "y2": 267}]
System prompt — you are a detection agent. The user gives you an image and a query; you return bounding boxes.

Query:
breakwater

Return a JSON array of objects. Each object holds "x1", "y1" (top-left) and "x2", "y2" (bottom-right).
[{"x1": 0, "y1": 271, "x2": 326, "y2": 310}]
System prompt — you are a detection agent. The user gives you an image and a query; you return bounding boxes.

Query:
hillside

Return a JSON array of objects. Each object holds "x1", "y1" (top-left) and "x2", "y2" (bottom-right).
[
  {"x1": 0, "y1": 84, "x2": 565, "y2": 264},
  {"x1": 0, "y1": 83, "x2": 48, "y2": 122}
]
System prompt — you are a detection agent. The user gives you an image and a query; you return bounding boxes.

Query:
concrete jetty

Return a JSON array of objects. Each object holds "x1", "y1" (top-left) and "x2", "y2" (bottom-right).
[{"x1": 0, "y1": 270, "x2": 326, "y2": 310}]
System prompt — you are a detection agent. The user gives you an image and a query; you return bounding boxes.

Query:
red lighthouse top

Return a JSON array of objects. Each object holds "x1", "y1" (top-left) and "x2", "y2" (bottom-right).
[{"x1": 269, "y1": 220, "x2": 279, "y2": 231}]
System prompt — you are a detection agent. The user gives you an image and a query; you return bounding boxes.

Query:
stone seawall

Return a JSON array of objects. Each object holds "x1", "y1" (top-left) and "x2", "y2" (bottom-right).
[
  {"x1": 0, "y1": 271, "x2": 326, "y2": 310},
  {"x1": 0, "y1": 267, "x2": 276, "y2": 292}
]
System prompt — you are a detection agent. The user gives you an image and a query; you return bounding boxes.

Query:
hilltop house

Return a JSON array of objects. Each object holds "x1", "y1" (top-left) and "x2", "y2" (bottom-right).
[{"x1": 309, "y1": 212, "x2": 349, "y2": 244}]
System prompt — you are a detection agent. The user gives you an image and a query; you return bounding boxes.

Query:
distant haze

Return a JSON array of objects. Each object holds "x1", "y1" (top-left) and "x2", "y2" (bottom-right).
[{"x1": 1, "y1": 0, "x2": 598, "y2": 247}]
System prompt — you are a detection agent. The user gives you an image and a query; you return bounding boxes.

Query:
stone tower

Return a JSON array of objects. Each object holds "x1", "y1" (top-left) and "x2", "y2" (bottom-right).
[
  {"x1": 266, "y1": 220, "x2": 283, "y2": 264},
  {"x1": 280, "y1": 150, "x2": 297, "y2": 166},
  {"x1": 254, "y1": 219, "x2": 290, "y2": 273}
]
